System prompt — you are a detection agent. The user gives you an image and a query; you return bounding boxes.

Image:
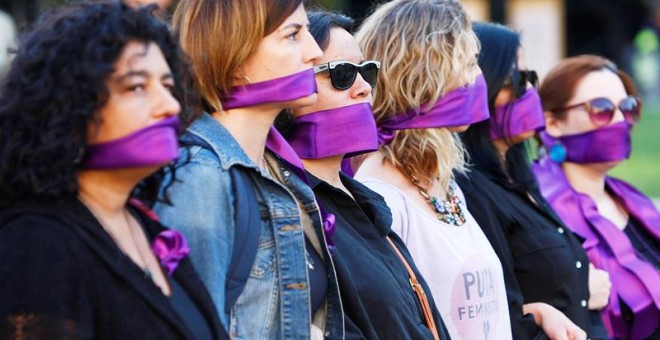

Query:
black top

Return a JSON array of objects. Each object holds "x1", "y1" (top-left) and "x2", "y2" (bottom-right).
[
  {"x1": 456, "y1": 168, "x2": 608, "y2": 339},
  {"x1": 305, "y1": 238, "x2": 328, "y2": 313},
  {"x1": 308, "y1": 171, "x2": 449, "y2": 340},
  {"x1": 168, "y1": 277, "x2": 214, "y2": 340},
  {"x1": 624, "y1": 218, "x2": 660, "y2": 269},
  {"x1": 0, "y1": 197, "x2": 225, "y2": 340}
]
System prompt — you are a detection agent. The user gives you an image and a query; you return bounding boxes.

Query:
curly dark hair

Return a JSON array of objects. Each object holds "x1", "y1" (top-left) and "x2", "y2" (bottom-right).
[{"x1": 0, "y1": 1, "x2": 198, "y2": 204}]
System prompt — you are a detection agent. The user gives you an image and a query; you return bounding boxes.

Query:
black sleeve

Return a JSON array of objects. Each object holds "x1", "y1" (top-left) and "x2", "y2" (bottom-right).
[
  {"x1": 456, "y1": 174, "x2": 547, "y2": 340},
  {"x1": 0, "y1": 216, "x2": 93, "y2": 339}
]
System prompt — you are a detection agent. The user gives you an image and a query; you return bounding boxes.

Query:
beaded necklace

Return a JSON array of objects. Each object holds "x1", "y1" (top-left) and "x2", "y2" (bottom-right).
[{"x1": 407, "y1": 171, "x2": 466, "y2": 226}]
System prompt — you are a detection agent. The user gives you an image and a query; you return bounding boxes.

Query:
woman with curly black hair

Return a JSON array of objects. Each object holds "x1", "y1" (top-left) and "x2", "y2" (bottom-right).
[{"x1": 0, "y1": 2, "x2": 223, "y2": 339}]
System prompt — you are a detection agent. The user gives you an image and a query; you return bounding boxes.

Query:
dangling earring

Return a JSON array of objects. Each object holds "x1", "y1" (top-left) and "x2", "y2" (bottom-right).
[
  {"x1": 242, "y1": 75, "x2": 252, "y2": 84},
  {"x1": 548, "y1": 141, "x2": 567, "y2": 163}
]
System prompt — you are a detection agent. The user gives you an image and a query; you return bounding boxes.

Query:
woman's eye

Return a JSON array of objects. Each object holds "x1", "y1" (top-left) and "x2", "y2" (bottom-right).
[
  {"x1": 287, "y1": 30, "x2": 299, "y2": 40},
  {"x1": 128, "y1": 84, "x2": 146, "y2": 92}
]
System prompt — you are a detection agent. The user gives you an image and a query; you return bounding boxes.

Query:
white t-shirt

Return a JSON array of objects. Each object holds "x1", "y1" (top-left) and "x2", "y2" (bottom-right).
[{"x1": 359, "y1": 177, "x2": 512, "y2": 340}]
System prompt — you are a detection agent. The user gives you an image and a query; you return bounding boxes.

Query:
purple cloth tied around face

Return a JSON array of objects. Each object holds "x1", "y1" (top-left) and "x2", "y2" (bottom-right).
[
  {"x1": 532, "y1": 159, "x2": 660, "y2": 339},
  {"x1": 220, "y1": 68, "x2": 318, "y2": 110},
  {"x1": 83, "y1": 116, "x2": 180, "y2": 169},
  {"x1": 266, "y1": 128, "x2": 336, "y2": 248},
  {"x1": 288, "y1": 103, "x2": 379, "y2": 159},
  {"x1": 490, "y1": 87, "x2": 546, "y2": 140},
  {"x1": 377, "y1": 74, "x2": 490, "y2": 145},
  {"x1": 539, "y1": 121, "x2": 632, "y2": 164}
]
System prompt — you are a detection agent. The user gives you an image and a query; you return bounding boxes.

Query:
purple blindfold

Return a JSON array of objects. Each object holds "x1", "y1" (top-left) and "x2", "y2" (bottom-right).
[
  {"x1": 220, "y1": 69, "x2": 318, "y2": 110},
  {"x1": 540, "y1": 121, "x2": 632, "y2": 164},
  {"x1": 377, "y1": 74, "x2": 490, "y2": 145},
  {"x1": 82, "y1": 116, "x2": 180, "y2": 169},
  {"x1": 288, "y1": 103, "x2": 379, "y2": 159},
  {"x1": 490, "y1": 88, "x2": 546, "y2": 140}
]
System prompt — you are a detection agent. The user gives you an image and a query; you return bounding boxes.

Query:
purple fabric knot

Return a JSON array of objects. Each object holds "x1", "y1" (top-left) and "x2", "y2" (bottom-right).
[
  {"x1": 151, "y1": 230, "x2": 191, "y2": 276},
  {"x1": 377, "y1": 128, "x2": 397, "y2": 145},
  {"x1": 322, "y1": 212, "x2": 336, "y2": 249}
]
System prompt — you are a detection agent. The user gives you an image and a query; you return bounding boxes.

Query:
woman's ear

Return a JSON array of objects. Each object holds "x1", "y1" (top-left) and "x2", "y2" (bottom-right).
[{"x1": 544, "y1": 110, "x2": 563, "y2": 137}]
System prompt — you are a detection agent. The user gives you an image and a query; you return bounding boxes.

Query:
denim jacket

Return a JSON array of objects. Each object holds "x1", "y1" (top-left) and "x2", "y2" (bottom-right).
[{"x1": 154, "y1": 113, "x2": 344, "y2": 339}]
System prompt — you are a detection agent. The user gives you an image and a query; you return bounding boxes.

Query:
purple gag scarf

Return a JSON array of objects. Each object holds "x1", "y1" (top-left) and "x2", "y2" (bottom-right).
[
  {"x1": 220, "y1": 68, "x2": 318, "y2": 110},
  {"x1": 266, "y1": 128, "x2": 336, "y2": 248},
  {"x1": 288, "y1": 103, "x2": 379, "y2": 159},
  {"x1": 490, "y1": 87, "x2": 546, "y2": 140},
  {"x1": 539, "y1": 121, "x2": 632, "y2": 164},
  {"x1": 532, "y1": 159, "x2": 660, "y2": 339},
  {"x1": 83, "y1": 116, "x2": 180, "y2": 169},
  {"x1": 377, "y1": 74, "x2": 490, "y2": 144}
]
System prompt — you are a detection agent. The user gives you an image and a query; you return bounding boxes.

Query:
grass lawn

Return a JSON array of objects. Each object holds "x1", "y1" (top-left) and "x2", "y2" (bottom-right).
[{"x1": 609, "y1": 104, "x2": 660, "y2": 198}]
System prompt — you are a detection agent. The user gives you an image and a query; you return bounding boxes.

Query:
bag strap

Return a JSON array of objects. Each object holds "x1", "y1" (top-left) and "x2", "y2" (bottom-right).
[
  {"x1": 183, "y1": 133, "x2": 262, "y2": 314},
  {"x1": 386, "y1": 236, "x2": 441, "y2": 340},
  {"x1": 224, "y1": 167, "x2": 262, "y2": 314}
]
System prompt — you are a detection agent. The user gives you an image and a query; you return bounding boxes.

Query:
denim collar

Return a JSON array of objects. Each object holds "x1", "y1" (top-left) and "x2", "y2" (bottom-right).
[{"x1": 185, "y1": 112, "x2": 259, "y2": 171}]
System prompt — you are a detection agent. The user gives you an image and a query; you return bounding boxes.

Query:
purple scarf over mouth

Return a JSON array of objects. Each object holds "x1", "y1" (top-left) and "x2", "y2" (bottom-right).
[
  {"x1": 377, "y1": 74, "x2": 490, "y2": 145},
  {"x1": 288, "y1": 102, "x2": 379, "y2": 159},
  {"x1": 82, "y1": 116, "x2": 180, "y2": 169},
  {"x1": 490, "y1": 87, "x2": 545, "y2": 140},
  {"x1": 220, "y1": 68, "x2": 318, "y2": 110},
  {"x1": 539, "y1": 121, "x2": 632, "y2": 164},
  {"x1": 532, "y1": 159, "x2": 660, "y2": 339}
]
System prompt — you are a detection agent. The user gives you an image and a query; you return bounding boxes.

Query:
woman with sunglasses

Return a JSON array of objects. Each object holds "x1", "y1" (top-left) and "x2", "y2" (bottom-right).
[
  {"x1": 279, "y1": 10, "x2": 448, "y2": 339},
  {"x1": 153, "y1": 0, "x2": 344, "y2": 338},
  {"x1": 532, "y1": 55, "x2": 659, "y2": 340},
  {"x1": 456, "y1": 23, "x2": 610, "y2": 340},
  {"x1": 353, "y1": 1, "x2": 513, "y2": 339}
]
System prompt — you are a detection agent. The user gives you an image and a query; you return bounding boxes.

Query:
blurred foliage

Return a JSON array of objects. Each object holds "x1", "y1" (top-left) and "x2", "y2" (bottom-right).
[{"x1": 610, "y1": 103, "x2": 660, "y2": 197}]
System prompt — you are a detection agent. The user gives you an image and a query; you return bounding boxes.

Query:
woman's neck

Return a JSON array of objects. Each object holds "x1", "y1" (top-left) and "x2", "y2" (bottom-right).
[
  {"x1": 562, "y1": 162, "x2": 608, "y2": 199},
  {"x1": 77, "y1": 169, "x2": 139, "y2": 216},
  {"x1": 213, "y1": 106, "x2": 281, "y2": 166},
  {"x1": 302, "y1": 156, "x2": 346, "y2": 191}
]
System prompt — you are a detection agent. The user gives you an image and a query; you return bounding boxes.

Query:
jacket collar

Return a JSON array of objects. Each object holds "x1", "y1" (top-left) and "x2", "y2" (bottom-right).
[
  {"x1": 307, "y1": 171, "x2": 394, "y2": 237},
  {"x1": 185, "y1": 112, "x2": 258, "y2": 171}
]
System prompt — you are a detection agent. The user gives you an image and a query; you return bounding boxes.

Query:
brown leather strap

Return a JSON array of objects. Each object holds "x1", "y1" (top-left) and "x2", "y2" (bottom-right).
[{"x1": 386, "y1": 236, "x2": 441, "y2": 340}]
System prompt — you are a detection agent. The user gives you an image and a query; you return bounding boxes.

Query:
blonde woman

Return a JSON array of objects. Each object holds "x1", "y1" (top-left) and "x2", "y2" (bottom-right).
[
  {"x1": 154, "y1": 0, "x2": 343, "y2": 339},
  {"x1": 354, "y1": 1, "x2": 512, "y2": 339}
]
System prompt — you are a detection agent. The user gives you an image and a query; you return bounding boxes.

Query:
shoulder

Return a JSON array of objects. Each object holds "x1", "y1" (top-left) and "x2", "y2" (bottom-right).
[
  {"x1": 356, "y1": 177, "x2": 416, "y2": 223},
  {"x1": 183, "y1": 113, "x2": 255, "y2": 170},
  {"x1": 0, "y1": 213, "x2": 88, "y2": 270},
  {"x1": 358, "y1": 177, "x2": 405, "y2": 200}
]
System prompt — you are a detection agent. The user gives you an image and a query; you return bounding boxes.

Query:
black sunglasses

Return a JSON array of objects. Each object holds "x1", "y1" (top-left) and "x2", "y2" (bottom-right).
[
  {"x1": 557, "y1": 96, "x2": 641, "y2": 127},
  {"x1": 505, "y1": 69, "x2": 539, "y2": 98},
  {"x1": 313, "y1": 60, "x2": 381, "y2": 90}
]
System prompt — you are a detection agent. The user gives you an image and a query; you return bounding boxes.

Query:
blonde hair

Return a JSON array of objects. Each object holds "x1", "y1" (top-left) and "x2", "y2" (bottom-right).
[
  {"x1": 173, "y1": 0, "x2": 302, "y2": 112},
  {"x1": 356, "y1": 0, "x2": 479, "y2": 189}
]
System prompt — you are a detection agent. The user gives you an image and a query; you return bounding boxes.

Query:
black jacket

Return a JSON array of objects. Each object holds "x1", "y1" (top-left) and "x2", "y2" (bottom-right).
[
  {"x1": 456, "y1": 168, "x2": 607, "y2": 340},
  {"x1": 0, "y1": 197, "x2": 225, "y2": 339},
  {"x1": 309, "y1": 172, "x2": 450, "y2": 340}
]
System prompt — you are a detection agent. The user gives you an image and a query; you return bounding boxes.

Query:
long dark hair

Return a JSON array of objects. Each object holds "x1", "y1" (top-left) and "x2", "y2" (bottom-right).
[
  {"x1": 460, "y1": 22, "x2": 536, "y2": 191},
  {"x1": 0, "y1": 1, "x2": 196, "y2": 204}
]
